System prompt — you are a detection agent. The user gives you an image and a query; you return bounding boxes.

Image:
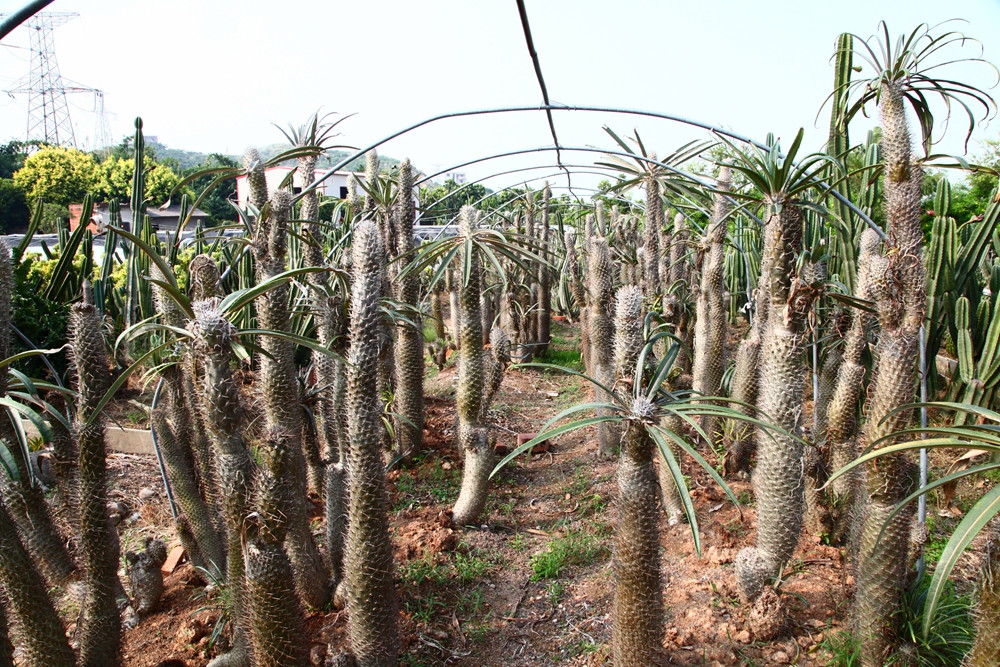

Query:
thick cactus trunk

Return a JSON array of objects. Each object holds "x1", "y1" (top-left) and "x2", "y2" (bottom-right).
[
  {"x1": 244, "y1": 428, "x2": 307, "y2": 667},
  {"x1": 610, "y1": 286, "x2": 664, "y2": 665},
  {"x1": 0, "y1": 498, "x2": 74, "y2": 667},
  {"x1": 589, "y1": 238, "x2": 619, "y2": 458},
  {"x1": 967, "y1": 527, "x2": 1000, "y2": 667},
  {"x1": 692, "y1": 168, "x2": 730, "y2": 444},
  {"x1": 192, "y1": 303, "x2": 253, "y2": 667},
  {"x1": 0, "y1": 241, "x2": 75, "y2": 587},
  {"x1": 853, "y1": 82, "x2": 926, "y2": 666},
  {"x1": 452, "y1": 208, "x2": 489, "y2": 526},
  {"x1": 72, "y1": 293, "x2": 122, "y2": 667},
  {"x1": 825, "y1": 230, "x2": 881, "y2": 542},
  {"x1": 536, "y1": 184, "x2": 552, "y2": 354},
  {"x1": 642, "y1": 171, "x2": 662, "y2": 300},
  {"x1": 669, "y1": 212, "x2": 693, "y2": 374},
  {"x1": 343, "y1": 221, "x2": 399, "y2": 666},
  {"x1": 735, "y1": 203, "x2": 808, "y2": 608},
  {"x1": 253, "y1": 189, "x2": 330, "y2": 610},
  {"x1": 393, "y1": 160, "x2": 424, "y2": 459}
]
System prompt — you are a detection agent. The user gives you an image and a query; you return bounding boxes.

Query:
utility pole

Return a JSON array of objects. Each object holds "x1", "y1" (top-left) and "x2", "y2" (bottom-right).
[{"x1": 2, "y1": 11, "x2": 109, "y2": 149}]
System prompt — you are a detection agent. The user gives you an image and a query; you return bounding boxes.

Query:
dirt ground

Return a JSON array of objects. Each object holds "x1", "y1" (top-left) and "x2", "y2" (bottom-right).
[{"x1": 107, "y1": 321, "x2": 982, "y2": 666}]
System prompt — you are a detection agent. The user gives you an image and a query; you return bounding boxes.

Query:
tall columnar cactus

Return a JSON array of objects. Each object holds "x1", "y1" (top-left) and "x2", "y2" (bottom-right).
[
  {"x1": 393, "y1": 159, "x2": 424, "y2": 458},
  {"x1": 253, "y1": 189, "x2": 330, "y2": 610},
  {"x1": 72, "y1": 289, "x2": 122, "y2": 667},
  {"x1": 343, "y1": 221, "x2": 399, "y2": 666},
  {"x1": 566, "y1": 226, "x2": 589, "y2": 371},
  {"x1": 611, "y1": 285, "x2": 664, "y2": 665},
  {"x1": 825, "y1": 231, "x2": 881, "y2": 517},
  {"x1": 317, "y1": 291, "x2": 348, "y2": 587},
  {"x1": 853, "y1": 81, "x2": 927, "y2": 665},
  {"x1": 0, "y1": 240, "x2": 75, "y2": 587},
  {"x1": 735, "y1": 201, "x2": 809, "y2": 610},
  {"x1": 191, "y1": 301, "x2": 254, "y2": 667},
  {"x1": 692, "y1": 167, "x2": 730, "y2": 443},
  {"x1": 150, "y1": 273, "x2": 225, "y2": 579},
  {"x1": 669, "y1": 212, "x2": 693, "y2": 373},
  {"x1": 967, "y1": 528, "x2": 1000, "y2": 667},
  {"x1": 536, "y1": 183, "x2": 552, "y2": 354},
  {"x1": 452, "y1": 207, "x2": 510, "y2": 527},
  {"x1": 0, "y1": 497, "x2": 75, "y2": 667},
  {"x1": 244, "y1": 427, "x2": 307, "y2": 667},
  {"x1": 589, "y1": 238, "x2": 618, "y2": 458},
  {"x1": 642, "y1": 165, "x2": 662, "y2": 300}
]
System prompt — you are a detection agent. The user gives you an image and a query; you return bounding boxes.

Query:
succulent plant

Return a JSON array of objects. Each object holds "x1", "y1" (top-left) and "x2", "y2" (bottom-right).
[
  {"x1": 0, "y1": 496, "x2": 74, "y2": 667},
  {"x1": 589, "y1": 237, "x2": 619, "y2": 458},
  {"x1": 252, "y1": 189, "x2": 330, "y2": 610},
  {"x1": 191, "y1": 300, "x2": 254, "y2": 667},
  {"x1": 692, "y1": 168, "x2": 731, "y2": 444},
  {"x1": 393, "y1": 159, "x2": 424, "y2": 459},
  {"x1": 343, "y1": 221, "x2": 399, "y2": 666},
  {"x1": 453, "y1": 207, "x2": 502, "y2": 526},
  {"x1": 72, "y1": 289, "x2": 122, "y2": 667}
]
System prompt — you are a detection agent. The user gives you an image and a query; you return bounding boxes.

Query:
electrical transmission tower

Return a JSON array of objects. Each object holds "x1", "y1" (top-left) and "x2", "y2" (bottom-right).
[{"x1": 2, "y1": 11, "x2": 109, "y2": 148}]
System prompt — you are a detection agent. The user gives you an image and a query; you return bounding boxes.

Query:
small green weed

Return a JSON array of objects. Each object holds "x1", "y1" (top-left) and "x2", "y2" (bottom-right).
[{"x1": 530, "y1": 530, "x2": 608, "y2": 580}]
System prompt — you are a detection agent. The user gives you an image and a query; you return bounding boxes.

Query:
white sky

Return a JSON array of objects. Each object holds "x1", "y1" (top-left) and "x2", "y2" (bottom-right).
[{"x1": 1, "y1": 0, "x2": 999, "y2": 197}]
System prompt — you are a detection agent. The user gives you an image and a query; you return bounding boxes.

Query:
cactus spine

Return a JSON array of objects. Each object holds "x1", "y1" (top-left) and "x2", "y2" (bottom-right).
[
  {"x1": 692, "y1": 168, "x2": 730, "y2": 443},
  {"x1": 452, "y1": 207, "x2": 510, "y2": 526},
  {"x1": 344, "y1": 221, "x2": 399, "y2": 665},
  {"x1": 73, "y1": 289, "x2": 122, "y2": 667},
  {"x1": 853, "y1": 81, "x2": 926, "y2": 666},
  {"x1": 611, "y1": 286, "x2": 664, "y2": 665},
  {"x1": 735, "y1": 201, "x2": 809, "y2": 608},
  {"x1": 393, "y1": 160, "x2": 424, "y2": 458}
]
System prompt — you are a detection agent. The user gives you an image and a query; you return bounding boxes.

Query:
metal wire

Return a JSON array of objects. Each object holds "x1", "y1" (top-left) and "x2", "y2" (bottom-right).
[{"x1": 298, "y1": 104, "x2": 883, "y2": 240}]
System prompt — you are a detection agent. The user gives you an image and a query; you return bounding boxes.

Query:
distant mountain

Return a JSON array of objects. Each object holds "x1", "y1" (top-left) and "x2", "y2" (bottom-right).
[{"x1": 147, "y1": 140, "x2": 407, "y2": 174}]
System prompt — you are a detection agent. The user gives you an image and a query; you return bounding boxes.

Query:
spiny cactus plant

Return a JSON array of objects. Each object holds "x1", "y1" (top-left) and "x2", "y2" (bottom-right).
[
  {"x1": 190, "y1": 301, "x2": 254, "y2": 667},
  {"x1": 252, "y1": 189, "x2": 330, "y2": 610},
  {"x1": 734, "y1": 199, "x2": 810, "y2": 612},
  {"x1": 536, "y1": 183, "x2": 552, "y2": 355},
  {"x1": 244, "y1": 426, "x2": 307, "y2": 667},
  {"x1": 150, "y1": 272, "x2": 225, "y2": 580},
  {"x1": 610, "y1": 285, "x2": 665, "y2": 665},
  {"x1": 450, "y1": 207, "x2": 512, "y2": 526},
  {"x1": 0, "y1": 239, "x2": 75, "y2": 587},
  {"x1": 393, "y1": 159, "x2": 424, "y2": 459},
  {"x1": 72, "y1": 287, "x2": 122, "y2": 667},
  {"x1": 589, "y1": 237, "x2": 619, "y2": 458},
  {"x1": 0, "y1": 496, "x2": 74, "y2": 667},
  {"x1": 692, "y1": 167, "x2": 730, "y2": 444},
  {"x1": 642, "y1": 163, "x2": 662, "y2": 300},
  {"x1": 343, "y1": 221, "x2": 399, "y2": 666},
  {"x1": 834, "y1": 21, "x2": 996, "y2": 661},
  {"x1": 825, "y1": 230, "x2": 881, "y2": 532},
  {"x1": 126, "y1": 537, "x2": 167, "y2": 615}
]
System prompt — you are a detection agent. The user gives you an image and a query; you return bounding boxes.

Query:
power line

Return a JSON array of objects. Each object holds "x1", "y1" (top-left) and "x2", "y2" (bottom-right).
[{"x1": 1, "y1": 11, "x2": 110, "y2": 148}]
